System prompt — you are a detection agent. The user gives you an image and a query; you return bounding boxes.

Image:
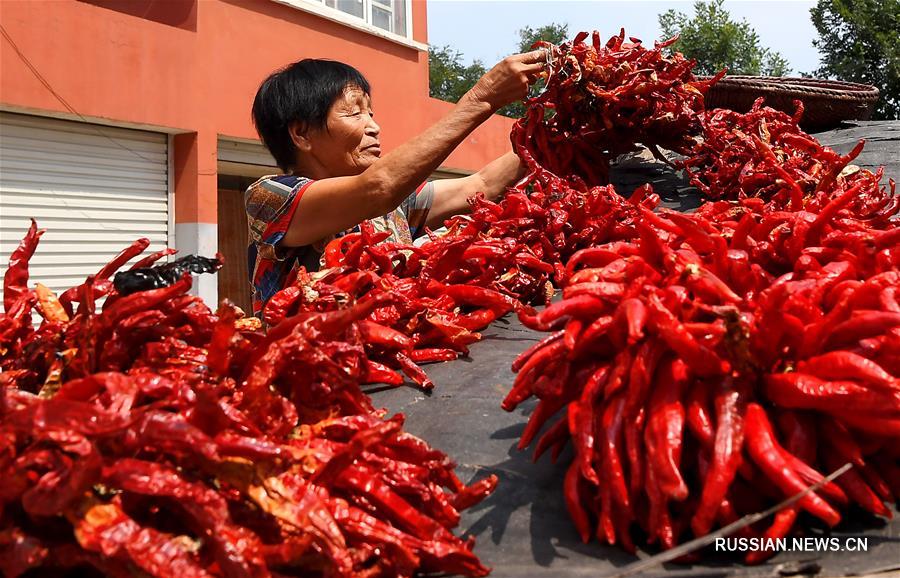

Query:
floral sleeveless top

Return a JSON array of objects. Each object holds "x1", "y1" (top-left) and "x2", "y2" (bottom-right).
[{"x1": 244, "y1": 175, "x2": 433, "y2": 315}]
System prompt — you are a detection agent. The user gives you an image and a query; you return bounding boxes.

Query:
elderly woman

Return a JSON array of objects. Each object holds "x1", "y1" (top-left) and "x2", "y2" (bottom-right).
[{"x1": 246, "y1": 52, "x2": 546, "y2": 315}]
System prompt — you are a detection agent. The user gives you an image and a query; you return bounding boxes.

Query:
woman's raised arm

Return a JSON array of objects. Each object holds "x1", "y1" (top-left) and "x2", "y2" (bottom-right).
[{"x1": 281, "y1": 51, "x2": 546, "y2": 247}]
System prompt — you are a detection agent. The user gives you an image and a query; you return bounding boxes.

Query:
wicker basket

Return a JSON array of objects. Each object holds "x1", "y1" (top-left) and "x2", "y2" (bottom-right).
[{"x1": 702, "y1": 76, "x2": 879, "y2": 131}]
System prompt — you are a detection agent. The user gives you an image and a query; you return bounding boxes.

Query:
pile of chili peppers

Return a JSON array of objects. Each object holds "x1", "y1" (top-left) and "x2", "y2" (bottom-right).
[
  {"x1": 681, "y1": 98, "x2": 898, "y2": 224},
  {"x1": 304, "y1": 185, "x2": 657, "y2": 385},
  {"x1": 503, "y1": 111, "x2": 899, "y2": 559},
  {"x1": 262, "y1": 263, "x2": 518, "y2": 390},
  {"x1": 511, "y1": 30, "x2": 723, "y2": 187},
  {"x1": 0, "y1": 222, "x2": 497, "y2": 578}
]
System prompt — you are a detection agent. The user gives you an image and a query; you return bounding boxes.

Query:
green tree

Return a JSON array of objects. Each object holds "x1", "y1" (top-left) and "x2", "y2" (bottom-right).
[
  {"x1": 658, "y1": 0, "x2": 790, "y2": 76},
  {"x1": 428, "y1": 45, "x2": 485, "y2": 104},
  {"x1": 810, "y1": 0, "x2": 900, "y2": 120},
  {"x1": 427, "y1": 23, "x2": 569, "y2": 118},
  {"x1": 515, "y1": 23, "x2": 570, "y2": 53},
  {"x1": 498, "y1": 23, "x2": 570, "y2": 118}
]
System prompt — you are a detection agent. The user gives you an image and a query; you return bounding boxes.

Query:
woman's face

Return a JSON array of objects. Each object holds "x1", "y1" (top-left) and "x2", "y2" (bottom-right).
[{"x1": 303, "y1": 84, "x2": 381, "y2": 177}]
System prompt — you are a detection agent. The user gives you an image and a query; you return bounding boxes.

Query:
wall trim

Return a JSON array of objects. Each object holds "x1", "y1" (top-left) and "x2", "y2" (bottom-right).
[
  {"x1": 0, "y1": 103, "x2": 189, "y2": 135},
  {"x1": 167, "y1": 134, "x2": 177, "y2": 252},
  {"x1": 269, "y1": 0, "x2": 428, "y2": 51},
  {"x1": 174, "y1": 222, "x2": 219, "y2": 306}
]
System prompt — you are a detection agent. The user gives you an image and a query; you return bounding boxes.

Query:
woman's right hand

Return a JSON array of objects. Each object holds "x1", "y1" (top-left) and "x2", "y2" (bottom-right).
[{"x1": 466, "y1": 50, "x2": 547, "y2": 111}]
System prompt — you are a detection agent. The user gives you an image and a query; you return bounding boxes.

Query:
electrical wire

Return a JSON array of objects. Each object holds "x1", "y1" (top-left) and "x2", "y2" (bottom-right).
[{"x1": 1, "y1": 23, "x2": 159, "y2": 163}]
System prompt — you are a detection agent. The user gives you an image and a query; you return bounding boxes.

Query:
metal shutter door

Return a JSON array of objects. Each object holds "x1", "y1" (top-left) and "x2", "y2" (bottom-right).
[
  {"x1": 0, "y1": 112, "x2": 169, "y2": 311},
  {"x1": 217, "y1": 138, "x2": 276, "y2": 168}
]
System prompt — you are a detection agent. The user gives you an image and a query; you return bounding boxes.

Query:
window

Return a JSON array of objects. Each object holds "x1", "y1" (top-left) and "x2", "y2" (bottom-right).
[
  {"x1": 308, "y1": 0, "x2": 409, "y2": 37},
  {"x1": 333, "y1": 0, "x2": 363, "y2": 19}
]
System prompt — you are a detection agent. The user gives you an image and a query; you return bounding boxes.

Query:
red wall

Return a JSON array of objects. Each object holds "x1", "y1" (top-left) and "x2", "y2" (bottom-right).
[{"x1": 0, "y1": 0, "x2": 514, "y2": 224}]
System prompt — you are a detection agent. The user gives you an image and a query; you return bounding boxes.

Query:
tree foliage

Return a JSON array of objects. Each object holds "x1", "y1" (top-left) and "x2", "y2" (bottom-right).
[
  {"x1": 428, "y1": 45, "x2": 486, "y2": 104},
  {"x1": 810, "y1": 0, "x2": 900, "y2": 120},
  {"x1": 428, "y1": 23, "x2": 569, "y2": 118},
  {"x1": 658, "y1": 0, "x2": 790, "y2": 77},
  {"x1": 515, "y1": 23, "x2": 570, "y2": 53},
  {"x1": 497, "y1": 23, "x2": 570, "y2": 118}
]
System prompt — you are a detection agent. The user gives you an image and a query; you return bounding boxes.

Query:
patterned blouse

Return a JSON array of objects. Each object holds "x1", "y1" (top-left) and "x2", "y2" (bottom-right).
[{"x1": 244, "y1": 174, "x2": 434, "y2": 315}]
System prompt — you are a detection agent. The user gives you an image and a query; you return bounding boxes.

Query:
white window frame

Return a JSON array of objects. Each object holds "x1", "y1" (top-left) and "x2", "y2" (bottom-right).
[
  {"x1": 368, "y1": 0, "x2": 394, "y2": 35},
  {"x1": 271, "y1": 0, "x2": 426, "y2": 51}
]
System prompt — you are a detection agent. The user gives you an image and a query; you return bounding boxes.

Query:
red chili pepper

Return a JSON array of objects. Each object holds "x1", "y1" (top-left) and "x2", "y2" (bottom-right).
[
  {"x1": 564, "y1": 316, "x2": 611, "y2": 361},
  {"x1": 95, "y1": 238, "x2": 150, "y2": 280},
  {"x1": 3, "y1": 219, "x2": 44, "y2": 311},
  {"x1": 565, "y1": 248, "x2": 622, "y2": 280},
  {"x1": 859, "y1": 463, "x2": 894, "y2": 503},
  {"x1": 837, "y1": 412, "x2": 900, "y2": 437},
  {"x1": 779, "y1": 446, "x2": 849, "y2": 507},
  {"x1": 394, "y1": 352, "x2": 434, "y2": 390},
  {"x1": 685, "y1": 380, "x2": 714, "y2": 450},
  {"x1": 569, "y1": 363, "x2": 608, "y2": 486},
  {"x1": 564, "y1": 461, "x2": 592, "y2": 543},
  {"x1": 797, "y1": 351, "x2": 900, "y2": 390},
  {"x1": 745, "y1": 505, "x2": 798, "y2": 564},
  {"x1": 692, "y1": 381, "x2": 746, "y2": 536},
  {"x1": 451, "y1": 474, "x2": 499, "y2": 512},
  {"x1": 409, "y1": 348, "x2": 458, "y2": 363},
  {"x1": 429, "y1": 282, "x2": 518, "y2": 315},
  {"x1": 562, "y1": 281, "x2": 626, "y2": 301},
  {"x1": 646, "y1": 293, "x2": 730, "y2": 377},
  {"x1": 823, "y1": 453, "x2": 892, "y2": 518},
  {"x1": 521, "y1": 294, "x2": 608, "y2": 331},
  {"x1": 563, "y1": 319, "x2": 584, "y2": 351},
  {"x1": 766, "y1": 373, "x2": 900, "y2": 417},
  {"x1": 100, "y1": 275, "x2": 193, "y2": 331},
  {"x1": 644, "y1": 357, "x2": 689, "y2": 501},
  {"x1": 512, "y1": 334, "x2": 566, "y2": 376},
  {"x1": 519, "y1": 397, "x2": 566, "y2": 451},
  {"x1": 823, "y1": 311, "x2": 900, "y2": 350},
  {"x1": 359, "y1": 320, "x2": 414, "y2": 352},
  {"x1": 364, "y1": 360, "x2": 403, "y2": 386},
  {"x1": 601, "y1": 394, "x2": 630, "y2": 509},
  {"x1": 533, "y1": 416, "x2": 570, "y2": 463},
  {"x1": 745, "y1": 403, "x2": 841, "y2": 527}
]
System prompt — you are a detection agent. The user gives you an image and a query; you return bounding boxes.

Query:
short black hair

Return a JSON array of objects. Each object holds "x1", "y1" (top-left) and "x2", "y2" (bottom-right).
[{"x1": 252, "y1": 59, "x2": 371, "y2": 172}]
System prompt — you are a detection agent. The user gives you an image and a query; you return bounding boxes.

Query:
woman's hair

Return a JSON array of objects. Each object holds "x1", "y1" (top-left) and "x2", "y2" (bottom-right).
[{"x1": 252, "y1": 59, "x2": 371, "y2": 172}]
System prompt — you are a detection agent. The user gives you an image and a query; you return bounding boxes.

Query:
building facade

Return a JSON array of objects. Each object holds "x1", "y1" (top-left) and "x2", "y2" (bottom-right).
[{"x1": 0, "y1": 0, "x2": 513, "y2": 312}]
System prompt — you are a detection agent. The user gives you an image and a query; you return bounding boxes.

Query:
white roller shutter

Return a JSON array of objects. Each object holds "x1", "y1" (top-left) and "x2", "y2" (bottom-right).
[
  {"x1": 217, "y1": 138, "x2": 278, "y2": 179},
  {"x1": 217, "y1": 138, "x2": 277, "y2": 167},
  {"x1": 0, "y1": 112, "x2": 169, "y2": 311}
]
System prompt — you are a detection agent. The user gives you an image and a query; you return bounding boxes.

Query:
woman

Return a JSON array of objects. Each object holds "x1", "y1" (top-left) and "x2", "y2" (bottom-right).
[{"x1": 246, "y1": 52, "x2": 546, "y2": 315}]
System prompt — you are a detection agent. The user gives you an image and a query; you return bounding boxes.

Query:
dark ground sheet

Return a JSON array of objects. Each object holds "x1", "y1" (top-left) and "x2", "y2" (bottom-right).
[{"x1": 369, "y1": 121, "x2": 900, "y2": 578}]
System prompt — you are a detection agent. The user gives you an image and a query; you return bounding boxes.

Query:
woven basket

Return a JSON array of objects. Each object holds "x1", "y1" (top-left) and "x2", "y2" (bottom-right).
[{"x1": 702, "y1": 76, "x2": 879, "y2": 131}]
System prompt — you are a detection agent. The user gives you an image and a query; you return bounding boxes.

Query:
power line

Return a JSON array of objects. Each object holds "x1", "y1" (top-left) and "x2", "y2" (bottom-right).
[{"x1": 0, "y1": 23, "x2": 157, "y2": 163}]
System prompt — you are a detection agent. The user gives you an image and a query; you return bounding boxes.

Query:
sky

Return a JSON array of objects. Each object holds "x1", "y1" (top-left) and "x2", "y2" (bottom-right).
[{"x1": 427, "y1": 0, "x2": 822, "y2": 76}]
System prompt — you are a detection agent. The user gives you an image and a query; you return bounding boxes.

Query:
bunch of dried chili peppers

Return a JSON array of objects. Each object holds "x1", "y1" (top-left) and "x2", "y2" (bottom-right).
[
  {"x1": 302, "y1": 179, "x2": 664, "y2": 388},
  {"x1": 262, "y1": 265, "x2": 518, "y2": 390},
  {"x1": 0, "y1": 222, "x2": 497, "y2": 578},
  {"x1": 681, "y1": 98, "x2": 898, "y2": 224},
  {"x1": 503, "y1": 166, "x2": 898, "y2": 561},
  {"x1": 511, "y1": 30, "x2": 722, "y2": 187},
  {"x1": 440, "y1": 182, "x2": 662, "y2": 296},
  {"x1": 305, "y1": 184, "x2": 652, "y2": 386}
]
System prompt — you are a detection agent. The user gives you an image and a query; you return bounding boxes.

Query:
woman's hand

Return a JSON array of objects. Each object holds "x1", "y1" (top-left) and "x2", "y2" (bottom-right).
[{"x1": 465, "y1": 51, "x2": 547, "y2": 112}]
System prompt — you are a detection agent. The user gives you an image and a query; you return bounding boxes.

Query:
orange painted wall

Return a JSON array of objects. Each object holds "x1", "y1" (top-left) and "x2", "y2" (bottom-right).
[{"x1": 0, "y1": 0, "x2": 514, "y2": 223}]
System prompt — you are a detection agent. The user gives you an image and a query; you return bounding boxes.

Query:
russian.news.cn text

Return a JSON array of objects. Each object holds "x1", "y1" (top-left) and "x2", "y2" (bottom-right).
[{"x1": 715, "y1": 537, "x2": 868, "y2": 553}]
